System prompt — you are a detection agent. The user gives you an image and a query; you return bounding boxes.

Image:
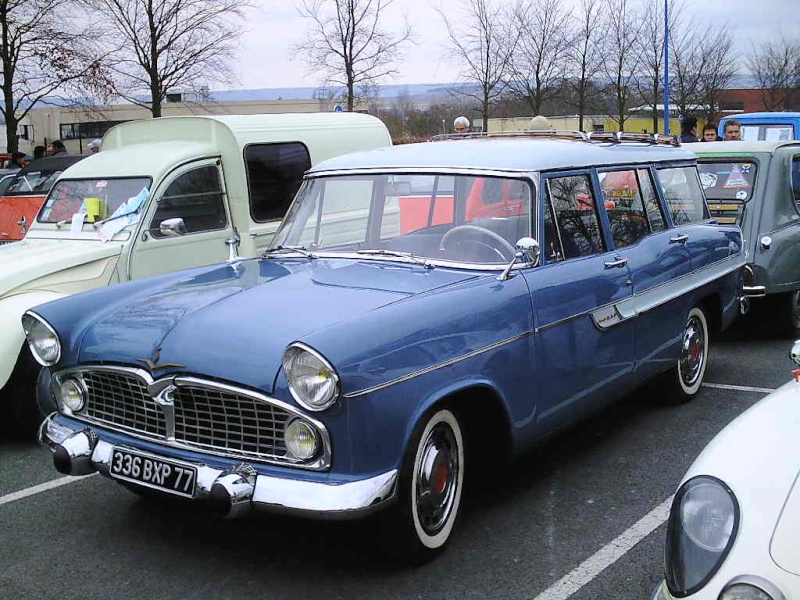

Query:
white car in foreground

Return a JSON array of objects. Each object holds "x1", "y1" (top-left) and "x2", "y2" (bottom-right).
[{"x1": 651, "y1": 342, "x2": 800, "y2": 600}]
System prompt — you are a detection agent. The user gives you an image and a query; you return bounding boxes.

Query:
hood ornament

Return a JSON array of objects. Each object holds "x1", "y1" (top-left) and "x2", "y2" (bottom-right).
[{"x1": 137, "y1": 348, "x2": 185, "y2": 371}]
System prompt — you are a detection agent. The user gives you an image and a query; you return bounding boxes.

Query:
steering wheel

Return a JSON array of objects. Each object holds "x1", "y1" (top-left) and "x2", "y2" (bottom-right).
[{"x1": 440, "y1": 224, "x2": 516, "y2": 262}]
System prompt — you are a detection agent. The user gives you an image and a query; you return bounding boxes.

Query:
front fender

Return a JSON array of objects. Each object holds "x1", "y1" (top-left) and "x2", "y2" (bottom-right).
[{"x1": 0, "y1": 292, "x2": 66, "y2": 389}]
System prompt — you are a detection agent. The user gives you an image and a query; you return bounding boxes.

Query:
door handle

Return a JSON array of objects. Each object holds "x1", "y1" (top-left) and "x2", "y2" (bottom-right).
[
  {"x1": 670, "y1": 234, "x2": 689, "y2": 244},
  {"x1": 604, "y1": 256, "x2": 628, "y2": 269}
]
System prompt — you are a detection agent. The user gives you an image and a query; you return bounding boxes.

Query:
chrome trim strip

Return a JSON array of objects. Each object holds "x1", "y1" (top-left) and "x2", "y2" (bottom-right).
[
  {"x1": 343, "y1": 330, "x2": 532, "y2": 398},
  {"x1": 309, "y1": 167, "x2": 534, "y2": 178},
  {"x1": 742, "y1": 285, "x2": 766, "y2": 297},
  {"x1": 39, "y1": 414, "x2": 397, "y2": 519},
  {"x1": 538, "y1": 252, "x2": 745, "y2": 333},
  {"x1": 52, "y1": 365, "x2": 332, "y2": 471}
]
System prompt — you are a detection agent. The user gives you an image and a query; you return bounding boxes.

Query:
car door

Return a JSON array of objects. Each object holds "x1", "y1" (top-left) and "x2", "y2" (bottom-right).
[
  {"x1": 600, "y1": 166, "x2": 692, "y2": 378},
  {"x1": 523, "y1": 171, "x2": 634, "y2": 430},
  {"x1": 127, "y1": 160, "x2": 233, "y2": 280}
]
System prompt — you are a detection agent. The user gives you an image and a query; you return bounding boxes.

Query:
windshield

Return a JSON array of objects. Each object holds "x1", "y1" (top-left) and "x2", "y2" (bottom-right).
[
  {"x1": 39, "y1": 177, "x2": 152, "y2": 224},
  {"x1": 741, "y1": 124, "x2": 795, "y2": 141},
  {"x1": 697, "y1": 160, "x2": 758, "y2": 202},
  {"x1": 271, "y1": 173, "x2": 533, "y2": 266},
  {"x1": 5, "y1": 168, "x2": 66, "y2": 195}
]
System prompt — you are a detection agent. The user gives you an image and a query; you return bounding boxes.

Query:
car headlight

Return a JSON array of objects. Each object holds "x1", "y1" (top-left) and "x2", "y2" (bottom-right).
[
  {"x1": 666, "y1": 476, "x2": 740, "y2": 597},
  {"x1": 55, "y1": 378, "x2": 87, "y2": 414},
  {"x1": 22, "y1": 312, "x2": 61, "y2": 366},
  {"x1": 282, "y1": 343, "x2": 339, "y2": 411},
  {"x1": 284, "y1": 419, "x2": 320, "y2": 461}
]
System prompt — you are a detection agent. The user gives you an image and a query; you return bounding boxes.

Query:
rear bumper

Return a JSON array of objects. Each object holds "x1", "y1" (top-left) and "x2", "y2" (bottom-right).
[{"x1": 38, "y1": 414, "x2": 397, "y2": 520}]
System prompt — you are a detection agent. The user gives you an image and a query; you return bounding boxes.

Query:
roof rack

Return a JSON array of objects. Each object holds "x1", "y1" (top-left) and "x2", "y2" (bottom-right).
[{"x1": 429, "y1": 130, "x2": 682, "y2": 147}]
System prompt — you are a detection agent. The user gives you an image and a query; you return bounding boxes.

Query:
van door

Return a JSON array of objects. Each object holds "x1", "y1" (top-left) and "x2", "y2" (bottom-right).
[
  {"x1": 525, "y1": 171, "x2": 634, "y2": 430},
  {"x1": 127, "y1": 160, "x2": 233, "y2": 280}
]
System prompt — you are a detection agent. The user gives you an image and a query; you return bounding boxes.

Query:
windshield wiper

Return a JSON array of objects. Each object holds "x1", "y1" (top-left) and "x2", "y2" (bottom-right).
[
  {"x1": 356, "y1": 249, "x2": 434, "y2": 269},
  {"x1": 262, "y1": 245, "x2": 318, "y2": 259}
]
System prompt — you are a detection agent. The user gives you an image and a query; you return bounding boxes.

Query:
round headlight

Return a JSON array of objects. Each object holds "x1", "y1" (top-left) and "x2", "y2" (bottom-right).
[
  {"x1": 285, "y1": 419, "x2": 320, "y2": 461},
  {"x1": 666, "y1": 476, "x2": 739, "y2": 597},
  {"x1": 720, "y1": 583, "x2": 774, "y2": 600},
  {"x1": 22, "y1": 312, "x2": 61, "y2": 366},
  {"x1": 56, "y1": 378, "x2": 86, "y2": 413},
  {"x1": 282, "y1": 344, "x2": 339, "y2": 411}
]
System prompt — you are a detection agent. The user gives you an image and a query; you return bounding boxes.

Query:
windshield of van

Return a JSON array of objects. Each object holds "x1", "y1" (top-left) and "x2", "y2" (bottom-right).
[
  {"x1": 39, "y1": 177, "x2": 152, "y2": 223},
  {"x1": 741, "y1": 124, "x2": 795, "y2": 141},
  {"x1": 270, "y1": 173, "x2": 533, "y2": 266},
  {"x1": 697, "y1": 161, "x2": 757, "y2": 202}
]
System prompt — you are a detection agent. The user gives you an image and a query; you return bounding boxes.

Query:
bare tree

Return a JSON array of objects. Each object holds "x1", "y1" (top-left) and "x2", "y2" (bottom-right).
[
  {"x1": 294, "y1": 0, "x2": 412, "y2": 112},
  {"x1": 748, "y1": 35, "x2": 800, "y2": 111},
  {"x1": 506, "y1": 0, "x2": 571, "y2": 117},
  {"x1": 564, "y1": 0, "x2": 603, "y2": 131},
  {"x1": 80, "y1": 0, "x2": 251, "y2": 118},
  {"x1": 0, "y1": 0, "x2": 106, "y2": 152},
  {"x1": 439, "y1": 0, "x2": 517, "y2": 132},
  {"x1": 695, "y1": 27, "x2": 737, "y2": 121},
  {"x1": 601, "y1": 0, "x2": 642, "y2": 129}
]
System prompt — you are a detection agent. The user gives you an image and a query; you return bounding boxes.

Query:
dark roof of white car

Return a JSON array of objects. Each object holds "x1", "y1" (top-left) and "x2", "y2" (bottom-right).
[{"x1": 309, "y1": 134, "x2": 697, "y2": 175}]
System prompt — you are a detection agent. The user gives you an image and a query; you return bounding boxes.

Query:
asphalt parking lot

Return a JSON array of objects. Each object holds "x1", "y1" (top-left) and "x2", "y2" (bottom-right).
[{"x1": 0, "y1": 316, "x2": 790, "y2": 600}]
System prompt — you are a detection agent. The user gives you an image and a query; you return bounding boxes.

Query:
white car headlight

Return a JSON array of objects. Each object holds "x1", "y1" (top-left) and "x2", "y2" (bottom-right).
[
  {"x1": 282, "y1": 343, "x2": 339, "y2": 411},
  {"x1": 22, "y1": 312, "x2": 62, "y2": 366},
  {"x1": 665, "y1": 476, "x2": 740, "y2": 597}
]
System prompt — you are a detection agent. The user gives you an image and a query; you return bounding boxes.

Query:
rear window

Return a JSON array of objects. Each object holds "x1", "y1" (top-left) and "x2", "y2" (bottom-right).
[
  {"x1": 657, "y1": 166, "x2": 709, "y2": 225},
  {"x1": 698, "y1": 161, "x2": 757, "y2": 202},
  {"x1": 245, "y1": 142, "x2": 311, "y2": 223},
  {"x1": 5, "y1": 168, "x2": 65, "y2": 195},
  {"x1": 740, "y1": 124, "x2": 795, "y2": 141}
]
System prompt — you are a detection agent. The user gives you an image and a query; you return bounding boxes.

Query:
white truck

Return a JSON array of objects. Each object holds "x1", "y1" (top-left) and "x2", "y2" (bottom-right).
[{"x1": 0, "y1": 112, "x2": 392, "y2": 433}]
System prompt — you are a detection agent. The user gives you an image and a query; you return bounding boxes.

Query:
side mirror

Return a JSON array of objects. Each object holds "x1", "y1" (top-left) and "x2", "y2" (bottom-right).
[
  {"x1": 159, "y1": 217, "x2": 187, "y2": 237},
  {"x1": 497, "y1": 237, "x2": 540, "y2": 281},
  {"x1": 515, "y1": 237, "x2": 540, "y2": 264}
]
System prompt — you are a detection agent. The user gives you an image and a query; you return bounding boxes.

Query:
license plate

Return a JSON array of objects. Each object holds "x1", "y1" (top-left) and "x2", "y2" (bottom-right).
[{"x1": 109, "y1": 447, "x2": 197, "y2": 498}]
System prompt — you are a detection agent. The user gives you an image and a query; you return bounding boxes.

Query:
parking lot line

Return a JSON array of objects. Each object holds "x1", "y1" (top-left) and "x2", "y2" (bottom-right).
[
  {"x1": 0, "y1": 474, "x2": 96, "y2": 508},
  {"x1": 529, "y1": 496, "x2": 674, "y2": 600},
  {"x1": 702, "y1": 382, "x2": 776, "y2": 394}
]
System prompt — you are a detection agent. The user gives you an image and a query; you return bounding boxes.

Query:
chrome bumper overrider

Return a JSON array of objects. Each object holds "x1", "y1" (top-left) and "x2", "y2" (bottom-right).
[{"x1": 38, "y1": 414, "x2": 397, "y2": 519}]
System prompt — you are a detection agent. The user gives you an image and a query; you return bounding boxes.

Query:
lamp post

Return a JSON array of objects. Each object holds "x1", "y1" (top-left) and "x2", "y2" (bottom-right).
[{"x1": 663, "y1": 0, "x2": 670, "y2": 135}]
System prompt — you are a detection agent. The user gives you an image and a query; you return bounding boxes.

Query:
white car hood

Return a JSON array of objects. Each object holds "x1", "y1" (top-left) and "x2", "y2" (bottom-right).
[
  {"x1": 683, "y1": 379, "x2": 800, "y2": 575},
  {"x1": 0, "y1": 237, "x2": 123, "y2": 296}
]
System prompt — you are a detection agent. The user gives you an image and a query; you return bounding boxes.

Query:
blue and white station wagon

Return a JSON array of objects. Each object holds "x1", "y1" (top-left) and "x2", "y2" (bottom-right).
[{"x1": 32, "y1": 132, "x2": 745, "y2": 562}]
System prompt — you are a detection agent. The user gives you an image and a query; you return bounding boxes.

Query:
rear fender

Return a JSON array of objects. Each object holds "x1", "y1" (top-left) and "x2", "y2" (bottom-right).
[{"x1": 0, "y1": 292, "x2": 66, "y2": 389}]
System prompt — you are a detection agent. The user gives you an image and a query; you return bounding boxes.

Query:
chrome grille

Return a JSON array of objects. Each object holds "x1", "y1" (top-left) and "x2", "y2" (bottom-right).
[
  {"x1": 84, "y1": 371, "x2": 164, "y2": 436},
  {"x1": 77, "y1": 368, "x2": 297, "y2": 462},
  {"x1": 174, "y1": 385, "x2": 289, "y2": 457}
]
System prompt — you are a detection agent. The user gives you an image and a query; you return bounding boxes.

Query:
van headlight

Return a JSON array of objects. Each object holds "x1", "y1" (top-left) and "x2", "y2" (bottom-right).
[
  {"x1": 666, "y1": 476, "x2": 740, "y2": 596},
  {"x1": 22, "y1": 312, "x2": 62, "y2": 366},
  {"x1": 282, "y1": 343, "x2": 339, "y2": 411}
]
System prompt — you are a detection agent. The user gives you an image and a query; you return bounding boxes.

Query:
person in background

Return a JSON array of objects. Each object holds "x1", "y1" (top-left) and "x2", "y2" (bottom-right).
[
  {"x1": 33, "y1": 145, "x2": 46, "y2": 160},
  {"x1": 679, "y1": 116, "x2": 699, "y2": 143},
  {"x1": 8, "y1": 152, "x2": 27, "y2": 170},
  {"x1": 87, "y1": 139, "x2": 101, "y2": 153},
  {"x1": 702, "y1": 124, "x2": 719, "y2": 141},
  {"x1": 453, "y1": 116, "x2": 470, "y2": 134},
  {"x1": 47, "y1": 139, "x2": 67, "y2": 155},
  {"x1": 723, "y1": 119, "x2": 742, "y2": 141}
]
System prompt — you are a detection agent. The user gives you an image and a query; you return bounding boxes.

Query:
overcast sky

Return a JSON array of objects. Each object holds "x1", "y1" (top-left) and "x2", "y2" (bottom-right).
[{"x1": 232, "y1": 0, "x2": 791, "y2": 90}]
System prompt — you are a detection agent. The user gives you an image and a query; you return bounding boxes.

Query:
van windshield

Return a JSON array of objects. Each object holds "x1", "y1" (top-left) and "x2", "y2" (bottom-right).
[{"x1": 39, "y1": 177, "x2": 152, "y2": 223}]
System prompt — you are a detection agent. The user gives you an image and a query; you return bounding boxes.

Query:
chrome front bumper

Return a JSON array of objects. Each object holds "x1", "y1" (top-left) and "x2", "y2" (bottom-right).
[{"x1": 38, "y1": 414, "x2": 397, "y2": 519}]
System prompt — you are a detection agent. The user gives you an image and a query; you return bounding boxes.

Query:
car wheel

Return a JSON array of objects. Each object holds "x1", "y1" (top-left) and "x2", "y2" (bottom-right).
[
  {"x1": 782, "y1": 290, "x2": 800, "y2": 339},
  {"x1": 382, "y1": 408, "x2": 465, "y2": 564},
  {"x1": 661, "y1": 306, "x2": 709, "y2": 404},
  {"x1": 6, "y1": 346, "x2": 49, "y2": 439}
]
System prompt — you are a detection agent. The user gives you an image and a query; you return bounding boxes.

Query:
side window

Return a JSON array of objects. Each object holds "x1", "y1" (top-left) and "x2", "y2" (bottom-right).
[
  {"x1": 598, "y1": 169, "x2": 649, "y2": 249},
  {"x1": 544, "y1": 174, "x2": 604, "y2": 261},
  {"x1": 637, "y1": 169, "x2": 665, "y2": 232},
  {"x1": 657, "y1": 166, "x2": 709, "y2": 226},
  {"x1": 246, "y1": 142, "x2": 312, "y2": 222},
  {"x1": 150, "y1": 165, "x2": 227, "y2": 238},
  {"x1": 792, "y1": 157, "x2": 800, "y2": 208}
]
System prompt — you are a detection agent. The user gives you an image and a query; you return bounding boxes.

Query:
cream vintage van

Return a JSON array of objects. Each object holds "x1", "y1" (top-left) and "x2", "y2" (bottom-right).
[{"x1": 0, "y1": 112, "x2": 392, "y2": 433}]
